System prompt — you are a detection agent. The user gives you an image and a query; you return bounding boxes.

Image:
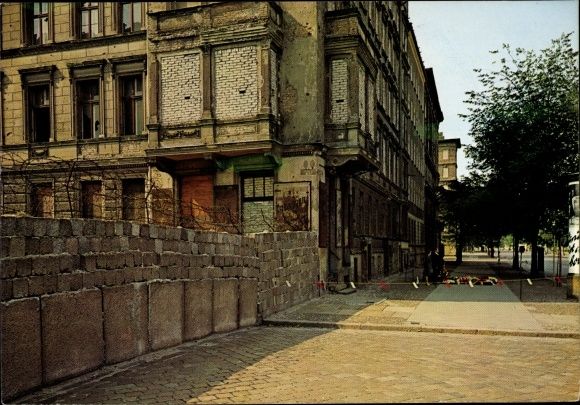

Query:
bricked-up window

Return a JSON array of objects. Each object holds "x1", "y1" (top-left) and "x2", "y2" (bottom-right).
[
  {"x1": 76, "y1": 79, "x2": 101, "y2": 139},
  {"x1": 121, "y1": 2, "x2": 144, "y2": 33},
  {"x1": 79, "y1": 2, "x2": 101, "y2": 38},
  {"x1": 30, "y1": 183, "x2": 53, "y2": 218},
  {"x1": 120, "y1": 76, "x2": 144, "y2": 135},
  {"x1": 28, "y1": 84, "x2": 51, "y2": 143},
  {"x1": 242, "y1": 174, "x2": 274, "y2": 233},
  {"x1": 330, "y1": 58, "x2": 348, "y2": 124},
  {"x1": 122, "y1": 179, "x2": 146, "y2": 222},
  {"x1": 213, "y1": 45, "x2": 258, "y2": 120},
  {"x1": 81, "y1": 181, "x2": 103, "y2": 219},
  {"x1": 160, "y1": 53, "x2": 202, "y2": 124}
]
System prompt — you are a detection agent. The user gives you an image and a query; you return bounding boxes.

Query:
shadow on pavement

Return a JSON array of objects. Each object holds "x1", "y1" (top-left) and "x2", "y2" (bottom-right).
[{"x1": 15, "y1": 327, "x2": 333, "y2": 404}]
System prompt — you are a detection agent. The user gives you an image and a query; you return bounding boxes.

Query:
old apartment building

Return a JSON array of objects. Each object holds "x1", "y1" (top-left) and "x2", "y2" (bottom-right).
[{"x1": 0, "y1": 1, "x2": 443, "y2": 284}]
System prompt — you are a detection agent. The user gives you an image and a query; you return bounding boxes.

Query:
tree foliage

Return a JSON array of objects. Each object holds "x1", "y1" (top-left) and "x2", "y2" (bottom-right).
[{"x1": 461, "y1": 33, "x2": 579, "y2": 274}]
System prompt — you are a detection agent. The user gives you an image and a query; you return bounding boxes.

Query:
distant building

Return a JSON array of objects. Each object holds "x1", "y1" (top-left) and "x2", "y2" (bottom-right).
[
  {"x1": 437, "y1": 136, "x2": 461, "y2": 259},
  {"x1": 438, "y1": 138, "x2": 461, "y2": 188}
]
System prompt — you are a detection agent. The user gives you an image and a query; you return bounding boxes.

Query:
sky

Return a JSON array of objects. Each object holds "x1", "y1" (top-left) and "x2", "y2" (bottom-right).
[{"x1": 408, "y1": 0, "x2": 579, "y2": 179}]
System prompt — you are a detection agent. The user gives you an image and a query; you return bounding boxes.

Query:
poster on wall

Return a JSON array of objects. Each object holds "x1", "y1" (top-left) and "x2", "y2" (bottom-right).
[{"x1": 274, "y1": 181, "x2": 311, "y2": 231}]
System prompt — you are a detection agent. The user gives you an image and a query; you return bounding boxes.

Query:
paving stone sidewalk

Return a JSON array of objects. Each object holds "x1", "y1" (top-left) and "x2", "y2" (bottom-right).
[
  {"x1": 13, "y1": 254, "x2": 580, "y2": 404},
  {"x1": 16, "y1": 327, "x2": 580, "y2": 404},
  {"x1": 265, "y1": 255, "x2": 580, "y2": 337}
]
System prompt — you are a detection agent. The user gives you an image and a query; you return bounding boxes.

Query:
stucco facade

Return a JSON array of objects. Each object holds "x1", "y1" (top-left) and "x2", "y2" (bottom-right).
[{"x1": 0, "y1": 1, "x2": 443, "y2": 284}]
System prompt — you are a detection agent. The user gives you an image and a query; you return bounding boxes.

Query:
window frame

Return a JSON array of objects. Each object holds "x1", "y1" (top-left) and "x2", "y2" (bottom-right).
[
  {"x1": 119, "y1": 2, "x2": 145, "y2": 34},
  {"x1": 72, "y1": 2, "x2": 104, "y2": 40},
  {"x1": 119, "y1": 74, "x2": 144, "y2": 136},
  {"x1": 20, "y1": 66, "x2": 56, "y2": 144},
  {"x1": 241, "y1": 172, "x2": 275, "y2": 233},
  {"x1": 21, "y1": 2, "x2": 53, "y2": 46},
  {"x1": 111, "y1": 57, "x2": 147, "y2": 136},
  {"x1": 75, "y1": 78, "x2": 102, "y2": 140},
  {"x1": 70, "y1": 63, "x2": 105, "y2": 141}
]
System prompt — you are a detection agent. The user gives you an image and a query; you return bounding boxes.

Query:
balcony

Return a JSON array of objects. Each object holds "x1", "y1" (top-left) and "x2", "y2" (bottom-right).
[{"x1": 325, "y1": 123, "x2": 380, "y2": 174}]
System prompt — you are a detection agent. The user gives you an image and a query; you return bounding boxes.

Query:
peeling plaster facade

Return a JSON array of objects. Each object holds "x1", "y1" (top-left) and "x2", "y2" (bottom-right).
[{"x1": 0, "y1": 1, "x2": 443, "y2": 284}]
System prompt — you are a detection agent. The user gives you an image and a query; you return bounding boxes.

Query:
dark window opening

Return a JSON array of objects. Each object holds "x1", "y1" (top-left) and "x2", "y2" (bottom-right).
[
  {"x1": 81, "y1": 181, "x2": 103, "y2": 219},
  {"x1": 121, "y1": 2, "x2": 144, "y2": 33},
  {"x1": 120, "y1": 75, "x2": 143, "y2": 135},
  {"x1": 29, "y1": 84, "x2": 51, "y2": 143},
  {"x1": 77, "y1": 79, "x2": 100, "y2": 139},
  {"x1": 31, "y1": 183, "x2": 53, "y2": 218},
  {"x1": 122, "y1": 179, "x2": 146, "y2": 222}
]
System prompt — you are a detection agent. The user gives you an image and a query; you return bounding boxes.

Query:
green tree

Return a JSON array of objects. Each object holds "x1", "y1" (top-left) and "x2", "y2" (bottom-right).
[
  {"x1": 462, "y1": 33, "x2": 579, "y2": 276},
  {"x1": 438, "y1": 174, "x2": 508, "y2": 264}
]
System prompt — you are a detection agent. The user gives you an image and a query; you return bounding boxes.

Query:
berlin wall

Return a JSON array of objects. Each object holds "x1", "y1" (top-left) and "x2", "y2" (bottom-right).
[{"x1": 0, "y1": 216, "x2": 320, "y2": 401}]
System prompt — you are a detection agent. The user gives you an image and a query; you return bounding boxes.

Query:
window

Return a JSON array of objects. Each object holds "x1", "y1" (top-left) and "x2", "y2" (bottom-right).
[
  {"x1": 442, "y1": 149, "x2": 449, "y2": 161},
  {"x1": 31, "y1": 183, "x2": 53, "y2": 218},
  {"x1": 79, "y1": 2, "x2": 101, "y2": 38},
  {"x1": 20, "y1": 66, "x2": 55, "y2": 143},
  {"x1": 28, "y1": 85, "x2": 51, "y2": 143},
  {"x1": 22, "y1": 3, "x2": 51, "y2": 45},
  {"x1": 121, "y1": 2, "x2": 144, "y2": 33},
  {"x1": 81, "y1": 181, "x2": 103, "y2": 218},
  {"x1": 31, "y1": 3, "x2": 49, "y2": 44},
  {"x1": 242, "y1": 174, "x2": 274, "y2": 233},
  {"x1": 443, "y1": 166, "x2": 449, "y2": 179},
  {"x1": 122, "y1": 179, "x2": 146, "y2": 222},
  {"x1": 76, "y1": 80, "x2": 101, "y2": 139},
  {"x1": 120, "y1": 75, "x2": 143, "y2": 135}
]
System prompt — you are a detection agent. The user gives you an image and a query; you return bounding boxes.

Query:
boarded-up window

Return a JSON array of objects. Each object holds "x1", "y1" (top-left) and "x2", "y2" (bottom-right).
[
  {"x1": 242, "y1": 174, "x2": 273, "y2": 234},
  {"x1": 180, "y1": 175, "x2": 213, "y2": 229},
  {"x1": 122, "y1": 179, "x2": 146, "y2": 222},
  {"x1": 31, "y1": 183, "x2": 53, "y2": 218},
  {"x1": 81, "y1": 181, "x2": 103, "y2": 219}
]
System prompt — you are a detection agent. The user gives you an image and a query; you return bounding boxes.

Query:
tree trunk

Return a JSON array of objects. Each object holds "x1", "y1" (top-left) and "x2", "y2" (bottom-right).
[{"x1": 512, "y1": 235, "x2": 519, "y2": 269}]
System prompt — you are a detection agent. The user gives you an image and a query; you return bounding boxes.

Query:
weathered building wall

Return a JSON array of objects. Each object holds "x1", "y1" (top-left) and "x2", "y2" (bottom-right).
[
  {"x1": 1, "y1": 0, "x2": 443, "y2": 290},
  {"x1": 278, "y1": 1, "x2": 326, "y2": 144},
  {"x1": 0, "y1": 217, "x2": 319, "y2": 402}
]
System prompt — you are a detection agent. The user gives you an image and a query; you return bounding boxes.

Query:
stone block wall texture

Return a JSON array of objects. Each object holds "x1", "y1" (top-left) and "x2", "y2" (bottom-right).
[
  {"x1": 0, "y1": 217, "x2": 319, "y2": 401},
  {"x1": 254, "y1": 231, "x2": 320, "y2": 318}
]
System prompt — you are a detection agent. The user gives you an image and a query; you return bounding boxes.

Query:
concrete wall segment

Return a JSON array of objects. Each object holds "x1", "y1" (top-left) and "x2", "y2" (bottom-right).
[
  {"x1": 41, "y1": 289, "x2": 104, "y2": 384},
  {"x1": 0, "y1": 217, "x2": 320, "y2": 400}
]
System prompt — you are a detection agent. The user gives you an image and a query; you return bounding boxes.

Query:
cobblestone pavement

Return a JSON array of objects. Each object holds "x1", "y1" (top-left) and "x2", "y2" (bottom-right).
[
  {"x1": 16, "y1": 254, "x2": 579, "y2": 404},
  {"x1": 18, "y1": 326, "x2": 580, "y2": 404}
]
